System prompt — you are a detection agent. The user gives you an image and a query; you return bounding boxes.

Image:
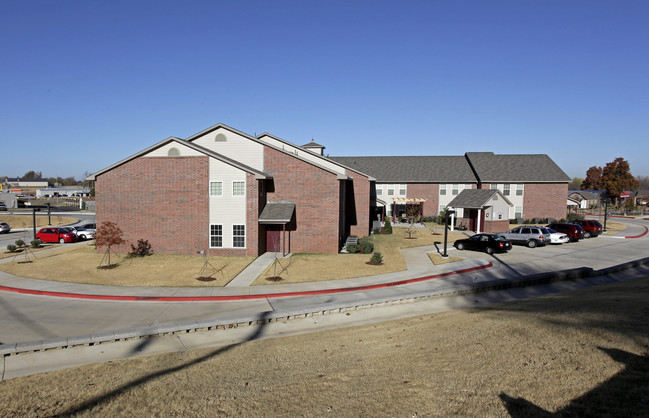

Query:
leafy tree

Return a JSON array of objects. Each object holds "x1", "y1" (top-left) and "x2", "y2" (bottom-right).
[
  {"x1": 23, "y1": 170, "x2": 42, "y2": 179},
  {"x1": 569, "y1": 177, "x2": 583, "y2": 190},
  {"x1": 96, "y1": 221, "x2": 125, "y2": 267},
  {"x1": 581, "y1": 166, "x2": 603, "y2": 190},
  {"x1": 601, "y1": 158, "x2": 639, "y2": 203}
]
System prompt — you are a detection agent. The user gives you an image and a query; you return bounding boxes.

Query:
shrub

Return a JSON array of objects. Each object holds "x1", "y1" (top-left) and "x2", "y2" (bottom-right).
[
  {"x1": 372, "y1": 227, "x2": 381, "y2": 235},
  {"x1": 384, "y1": 216, "x2": 392, "y2": 234},
  {"x1": 129, "y1": 239, "x2": 154, "y2": 257},
  {"x1": 422, "y1": 216, "x2": 434, "y2": 222},
  {"x1": 14, "y1": 239, "x2": 25, "y2": 248},
  {"x1": 30, "y1": 239, "x2": 42, "y2": 248},
  {"x1": 370, "y1": 252, "x2": 383, "y2": 264},
  {"x1": 359, "y1": 236, "x2": 374, "y2": 254},
  {"x1": 6, "y1": 244, "x2": 17, "y2": 252},
  {"x1": 346, "y1": 243, "x2": 358, "y2": 254},
  {"x1": 510, "y1": 218, "x2": 519, "y2": 225},
  {"x1": 566, "y1": 213, "x2": 583, "y2": 222}
]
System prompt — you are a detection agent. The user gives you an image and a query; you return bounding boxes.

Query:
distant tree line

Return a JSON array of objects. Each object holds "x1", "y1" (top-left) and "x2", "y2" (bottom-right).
[
  {"x1": 2, "y1": 170, "x2": 87, "y2": 187},
  {"x1": 577, "y1": 157, "x2": 642, "y2": 204}
]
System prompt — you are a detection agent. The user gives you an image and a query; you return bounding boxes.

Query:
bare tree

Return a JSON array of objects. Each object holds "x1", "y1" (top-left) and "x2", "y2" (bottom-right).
[{"x1": 405, "y1": 202, "x2": 423, "y2": 239}]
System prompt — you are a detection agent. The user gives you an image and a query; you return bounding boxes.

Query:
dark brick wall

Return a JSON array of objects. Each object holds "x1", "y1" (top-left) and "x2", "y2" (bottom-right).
[
  {"x1": 347, "y1": 170, "x2": 372, "y2": 238},
  {"x1": 264, "y1": 147, "x2": 341, "y2": 254},
  {"x1": 406, "y1": 183, "x2": 440, "y2": 217},
  {"x1": 524, "y1": 183, "x2": 568, "y2": 221},
  {"x1": 96, "y1": 156, "x2": 210, "y2": 255}
]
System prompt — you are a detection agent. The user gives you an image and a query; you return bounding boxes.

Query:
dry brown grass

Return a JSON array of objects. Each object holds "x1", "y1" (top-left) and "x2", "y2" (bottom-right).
[
  {"x1": 0, "y1": 215, "x2": 77, "y2": 229},
  {"x1": 1, "y1": 276, "x2": 647, "y2": 416},
  {"x1": 254, "y1": 227, "x2": 467, "y2": 284},
  {"x1": 0, "y1": 244, "x2": 255, "y2": 287},
  {"x1": 428, "y1": 252, "x2": 464, "y2": 265}
]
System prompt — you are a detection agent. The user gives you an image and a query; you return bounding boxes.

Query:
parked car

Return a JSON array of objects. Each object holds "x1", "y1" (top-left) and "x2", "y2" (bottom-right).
[
  {"x1": 498, "y1": 226, "x2": 550, "y2": 248},
  {"x1": 0, "y1": 222, "x2": 10, "y2": 233},
  {"x1": 454, "y1": 233, "x2": 512, "y2": 254},
  {"x1": 541, "y1": 227, "x2": 569, "y2": 244},
  {"x1": 0, "y1": 202, "x2": 6, "y2": 211},
  {"x1": 68, "y1": 226, "x2": 95, "y2": 240},
  {"x1": 80, "y1": 223, "x2": 96, "y2": 233},
  {"x1": 573, "y1": 219, "x2": 603, "y2": 238},
  {"x1": 546, "y1": 223, "x2": 585, "y2": 242},
  {"x1": 35, "y1": 227, "x2": 78, "y2": 244}
]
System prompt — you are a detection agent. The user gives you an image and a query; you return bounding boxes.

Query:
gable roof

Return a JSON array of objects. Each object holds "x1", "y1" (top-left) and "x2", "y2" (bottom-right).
[
  {"x1": 329, "y1": 156, "x2": 477, "y2": 183},
  {"x1": 447, "y1": 189, "x2": 512, "y2": 209},
  {"x1": 87, "y1": 136, "x2": 271, "y2": 181},
  {"x1": 465, "y1": 152, "x2": 570, "y2": 183}
]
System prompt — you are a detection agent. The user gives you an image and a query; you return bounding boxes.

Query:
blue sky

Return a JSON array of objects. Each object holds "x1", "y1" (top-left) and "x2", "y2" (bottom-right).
[{"x1": 2, "y1": 0, "x2": 648, "y2": 180}]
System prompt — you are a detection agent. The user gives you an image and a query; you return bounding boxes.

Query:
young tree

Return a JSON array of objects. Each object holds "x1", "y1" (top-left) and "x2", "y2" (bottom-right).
[
  {"x1": 569, "y1": 177, "x2": 584, "y2": 191},
  {"x1": 636, "y1": 175, "x2": 649, "y2": 190},
  {"x1": 581, "y1": 166, "x2": 603, "y2": 190},
  {"x1": 95, "y1": 221, "x2": 125, "y2": 267},
  {"x1": 405, "y1": 202, "x2": 423, "y2": 239},
  {"x1": 601, "y1": 157, "x2": 639, "y2": 204}
]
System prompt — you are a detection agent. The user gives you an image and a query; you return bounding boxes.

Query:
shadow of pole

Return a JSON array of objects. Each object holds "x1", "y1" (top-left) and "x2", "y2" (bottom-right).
[
  {"x1": 0, "y1": 295, "x2": 57, "y2": 342},
  {"x1": 57, "y1": 310, "x2": 273, "y2": 417}
]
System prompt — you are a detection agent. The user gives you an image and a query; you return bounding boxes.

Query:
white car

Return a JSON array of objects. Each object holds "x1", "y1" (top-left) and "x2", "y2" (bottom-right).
[
  {"x1": 0, "y1": 222, "x2": 10, "y2": 233},
  {"x1": 68, "y1": 226, "x2": 95, "y2": 240},
  {"x1": 542, "y1": 227, "x2": 569, "y2": 244}
]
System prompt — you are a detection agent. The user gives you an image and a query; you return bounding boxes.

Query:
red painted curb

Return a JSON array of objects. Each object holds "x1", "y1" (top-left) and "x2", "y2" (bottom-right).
[
  {"x1": 625, "y1": 225, "x2": 648, "y2": 239},
  {"x1": 0, "y1": 263, "x2": 493, "y2": 302}
]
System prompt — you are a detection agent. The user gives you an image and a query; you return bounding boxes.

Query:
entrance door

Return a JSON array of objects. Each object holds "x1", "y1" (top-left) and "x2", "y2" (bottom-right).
[{"x1": 266, "y1": 227, "x2": 281, "y2": 253}]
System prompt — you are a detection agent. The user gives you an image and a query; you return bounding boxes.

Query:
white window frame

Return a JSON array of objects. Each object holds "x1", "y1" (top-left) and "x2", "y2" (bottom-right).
[
  {"x1": 503, "y1": 184, "x2": 511, "y2": 196},
  {"x1": 516, "y1": 184, "x2": 524, "y2": 196},
  {"x1": 399, "y1": 184, "x2": 406, "y2": 195},
  {"x1": 233, "y1": 224, "x2": 245, "y2": 248},
  {"x1": 232, "y1": 181, "x2": 245, "y2": 197},
  {"x1": 376, "y1": 185, "x2": 383, "y2": 196},
  {"x1": 210, "y1": 224, "x2": 223, "y2": 248},
  {"x1": 210, "y1": 181, "x2": 223, "y2": 197},
  {"x1": 452, "y1": 184, "x2": 459, "y2": 195},
  {"x1": 515, "y1": 206, "x2": 523, "y2": 219},
  {"x1": 440, "y1": 184, "x2": 447, "y2": 195},
  {"x1": 387, "y1": 184, "x2": 395, "y2": 196},
  {"x1": 490, "y1": 183, "x2": 498, "y2": 190}
]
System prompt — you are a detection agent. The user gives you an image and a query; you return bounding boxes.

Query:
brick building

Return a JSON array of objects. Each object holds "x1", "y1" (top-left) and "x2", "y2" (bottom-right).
[
  {"x1": 90, "y1": 123, "x2": 570, "y2": 255},
  {"x1": 89, "y1": 124, "x2": 374, "y2": 256}
]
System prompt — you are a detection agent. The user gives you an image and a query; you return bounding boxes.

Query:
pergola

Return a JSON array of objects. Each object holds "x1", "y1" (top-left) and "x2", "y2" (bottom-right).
[{"x1": 391, "y1": 197, "x2": 427, "y2": 223}]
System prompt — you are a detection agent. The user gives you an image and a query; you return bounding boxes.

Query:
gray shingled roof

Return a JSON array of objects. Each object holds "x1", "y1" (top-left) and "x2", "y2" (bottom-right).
[
  {"x1": 259, "y1": 202, "x2": 295, "y2": 224},
  {"x1": 447, "y1": 189, "x2": 511, "y2": 209},
  {"x1": 465, "y1": 152, "x2": 570, "y2": 183},
  {"x1": 330, "y1": 156, "x2": 477, "y2": 183}
]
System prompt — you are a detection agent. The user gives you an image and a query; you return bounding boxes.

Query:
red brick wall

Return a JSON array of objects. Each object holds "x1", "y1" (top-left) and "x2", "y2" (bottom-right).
[
  {"x1": 406, "y1": 183, "x2": 439, "y2": 216},
  {"x1": 347, "y1": 170, "x2": 371, "y2": 237},
  {"x1": 264, "y1": 147, "x2": 341, "y2": 254},
  {"x1": 95, "y1": 156, "x2": 210, "y2": 255},
  {"x1": 524, "y1": 183, "x2": 568, "y2": 221},
  {"x1": 483, "y1": 220, "x2": 510, "y2": 233}
]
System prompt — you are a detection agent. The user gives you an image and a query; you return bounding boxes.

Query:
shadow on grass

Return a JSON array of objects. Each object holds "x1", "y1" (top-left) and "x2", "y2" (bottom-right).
[
  {"x1": 57, "y1": 311, "x2": 272, "y2": 417},
  {"x1": 500, "y1": 347, "x2": 649, "y2": 417}
]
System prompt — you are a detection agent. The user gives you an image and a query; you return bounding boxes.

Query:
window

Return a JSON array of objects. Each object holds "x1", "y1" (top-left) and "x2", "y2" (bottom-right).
[
  {"x1": 387, "y1": 184, "x2": 395, "y2": 196},
  {"x1": 503, "y1": 184, "x2": 511, "y2": 196},
  {"x1": 439, "y1": 204, "x2": 446, "y2": 213},
  {"x1": 399, "y1": 184, "x2": 406, "y2": 195},
  {"x1": 233, "y1": 225, "x2": 245, "y2": 247},
  {"x1": 168, "y1": 147, "x2": 180, "y2": 157},
  {"x1": 440, "y1": 184, "x2": 447, "y2": 195},
  {"x1": 490, "y1": 183, "x2": 498, "y2": 190},
  {"x1": 215, "y1": 133, "x2": 227, "y2": 142},
  {"x1": 515, "y1": 206, "x2": 523, "y2": 219},
  {"x1": 376, "y1": 185, "x2": 383, "y2": 196},
  {"x1": 452, "y1": 184, "x2": 459, "y2": 195},
  {"x1": 210, "y1": 181, "x2": 222, "y2": 196},
  {"x1": 210, "y1": 225, "x2": 222, "y2": 247},
  {"x1": 516, "y1": 184, "x2": 524, "y2": 196},
  {"x1": 233, "y1": 181, "x2": 245, "y2": 196}
]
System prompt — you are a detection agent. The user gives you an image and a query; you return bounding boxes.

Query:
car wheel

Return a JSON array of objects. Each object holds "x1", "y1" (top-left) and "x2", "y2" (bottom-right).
[
  {"x1": 59, "y1": 238, "x2": 65, "y2": 244},
  {"x1": 486, "y1": 247, "x2": 494, "y2": 255},
  {"x1": 80, "y1": 234, "x2": 86, "y2": 240},
  {"x1": 456, "y1": 243, "x2": 464, "y2": 250},
  {"x1": 527, "y1": 240, "x2": 537, "y2": 248},
  {"x1": 584, "y1": 231, "x2": 591, "y2": 238}
]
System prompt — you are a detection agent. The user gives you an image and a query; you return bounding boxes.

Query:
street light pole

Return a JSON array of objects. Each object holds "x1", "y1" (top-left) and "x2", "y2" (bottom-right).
[{"x1": 442, "y1": 210, "x2": 456, "y2": 258}]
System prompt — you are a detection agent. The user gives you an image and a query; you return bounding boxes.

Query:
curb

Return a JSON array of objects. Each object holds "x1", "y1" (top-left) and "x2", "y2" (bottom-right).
[
  {"x1": 3, "y1": 256, "x2": 649, "y2": 379},
  {"x1": 0, "y1": 263, "x2": 494, "y2": 302}
]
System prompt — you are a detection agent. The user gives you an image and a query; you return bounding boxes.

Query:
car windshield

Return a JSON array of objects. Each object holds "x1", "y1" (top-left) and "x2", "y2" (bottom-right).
[
  {"x1": 59, "y1": 228, "x2": 73, "y2": 233},
  {"x1": 75, "y1": 227, "x2": 87, "y2": 231}
]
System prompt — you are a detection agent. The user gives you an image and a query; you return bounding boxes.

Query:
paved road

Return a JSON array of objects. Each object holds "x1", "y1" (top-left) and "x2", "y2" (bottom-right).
[
  {"x1": 0, "y1": 211, "x2": 94, "y2": 248},
  {"x1": 0, "y1": 216, "x2": 646, "y2": 347}
]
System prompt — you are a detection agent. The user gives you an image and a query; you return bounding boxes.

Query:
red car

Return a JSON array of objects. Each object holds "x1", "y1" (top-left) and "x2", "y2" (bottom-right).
[
  {"x1": 546, "y1": 223, "x2": 585, "y2": 242},
  {"x1": 36, "y1": 227, "x2": 78, "y2": 244},
  {"x1": 574, "y1": 219, "x2": 603, "y2": 238}
]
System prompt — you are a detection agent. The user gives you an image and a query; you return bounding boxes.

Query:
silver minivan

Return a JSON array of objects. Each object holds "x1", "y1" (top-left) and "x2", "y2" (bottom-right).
[{"x1": 499, "y1": 226, "x2": 551, "y2": 248}]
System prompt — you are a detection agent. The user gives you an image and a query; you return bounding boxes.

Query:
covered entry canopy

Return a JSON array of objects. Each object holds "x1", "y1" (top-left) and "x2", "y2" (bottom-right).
[
  {"x1": 259, "y1": 202, "x2": 295, "y2": 224},
  {"x1": 447, "y1": 189, "x2": 512, "y2": 233}
]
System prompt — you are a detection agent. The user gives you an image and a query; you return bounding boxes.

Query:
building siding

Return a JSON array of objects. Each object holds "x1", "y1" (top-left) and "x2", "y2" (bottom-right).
[{"x1": 523, "y1": 183, "x2": 568, "y2": 221}]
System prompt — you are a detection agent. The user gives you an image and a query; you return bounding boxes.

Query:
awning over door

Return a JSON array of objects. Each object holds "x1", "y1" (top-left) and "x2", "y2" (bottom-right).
[{"x1": 259, "y1": 202, "x2": 295, "y2": 224}]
